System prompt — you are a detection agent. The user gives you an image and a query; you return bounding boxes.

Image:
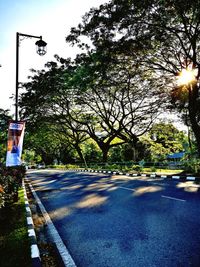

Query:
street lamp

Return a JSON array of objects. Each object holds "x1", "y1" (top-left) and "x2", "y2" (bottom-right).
[{"x1": 15, "y1": 32, "x2": 47, "y2": 121}]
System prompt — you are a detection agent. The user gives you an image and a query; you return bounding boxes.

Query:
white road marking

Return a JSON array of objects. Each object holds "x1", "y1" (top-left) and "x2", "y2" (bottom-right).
[
  {"x1": 161, "y1": 195, "x2": 186, "y2": 202},
  {"x1": 119, "y1": 186, "x2": 186, "y2": 202},
  {"x1": 29, "y1": 183, "x2": 77, "y2": 267},
  {"x1": 118, "y1": 186, "x2": 136, "y2": 192}
]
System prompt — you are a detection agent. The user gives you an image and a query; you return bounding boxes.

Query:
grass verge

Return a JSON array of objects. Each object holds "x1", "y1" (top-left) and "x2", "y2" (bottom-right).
[
  {"x1": 143, "y1": 168, "x2": 184, "y2": 174},
  {"x1": 0, "y1": 188, "x2": 32, "y2": 267}
]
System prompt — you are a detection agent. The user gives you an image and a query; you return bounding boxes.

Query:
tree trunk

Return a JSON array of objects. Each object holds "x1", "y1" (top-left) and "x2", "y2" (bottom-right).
[
  {"x1": 97, "y1": 141, "x2": 110, "y2": 162},
  {"x1": 190, "y1": 123, "x2": 200, "y2": 156},
  {"x1": 188, "y1": 84, "x2": 200, "y2": 157},
  {"x1": 74, "y1": 144, "x2": 87, "y2": 167},
  {"x1": 102, "y1": 148, "x2": 109, "y2": 162}
]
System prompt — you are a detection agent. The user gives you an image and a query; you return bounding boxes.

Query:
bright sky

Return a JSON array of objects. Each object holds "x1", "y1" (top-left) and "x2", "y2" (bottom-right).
[{"x1": 0, "y1": 0, "x2": 108, "y2": 116}]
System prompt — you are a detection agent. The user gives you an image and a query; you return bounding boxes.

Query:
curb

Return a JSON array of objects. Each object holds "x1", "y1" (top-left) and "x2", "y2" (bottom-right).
[
  {"x1": 22, "y1": 179, "x2": 41, "y2": 267},
  {"x1": 27, "y1": 180, "x2": 77, "y2": 267},
  {"x1": 73, "y1": 169, "x2": 200, "y2": 182}
]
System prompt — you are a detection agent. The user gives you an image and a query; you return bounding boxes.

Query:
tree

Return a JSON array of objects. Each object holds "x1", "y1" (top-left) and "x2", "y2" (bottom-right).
[
  {"x1": 61, "y1": 52, "x2": 166, "y2": 161},
  {"x1": 140, "y1": 122, "x2": 187, "y2": 161},
  {"x1": 24, "y1": 122, "x2": 80, "y2": 165},
  {"x1": 66, "y1": 0, "x2": 200, "y2": 156},
  {"x1": 20, "y1": 61, "x2": 88, "y2": 163},
  {"x1": 20, "y1": 53, "x2": 164, "y2": 162}
]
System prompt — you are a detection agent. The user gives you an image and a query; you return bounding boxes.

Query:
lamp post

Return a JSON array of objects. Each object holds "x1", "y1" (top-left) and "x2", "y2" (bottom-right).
[{"x1": 15, "y1": 32, "x2": 47, "y2": 121}]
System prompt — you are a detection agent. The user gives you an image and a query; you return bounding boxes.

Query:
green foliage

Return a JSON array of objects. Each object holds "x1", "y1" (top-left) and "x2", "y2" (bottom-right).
[
  {"x1": 66, "y1": 0, "x2": 200, "y2": 156},
  {"x1": 109, "y1": 146, "x2": 122, "y2": 162},
  {"x1": 0, "y1": 185, "x2": 5, "y2": 208},
  {"x1": 139, "y1": 123, "x2": 187, "y2": 161},
  {"x1": 0, "y1": 166, "x2": 26, "y2": 208},
  {"x1": 82, "y1": 141, "x2": 101, "y2": 162},
  {"x1": 18, "y1": 0, "x2": 200, "y2": 162},
  {"x1": 183, "y1": 159, "x2": 200, "y2": 174},
  {"x1": 23, "y1": 123, "x2": 79, "y2": 165},
  {"x1": 132, "y1": 165, "x2": 143, "y2": 172},
  {"x1": 48, "y1": 164, "x2": 81, "y2": 169},
  {"x1": 22, "y1": 149, "x2": 40, "y2": 165},
  {"x1": 150, "y1": 166, "x2": 157, "y2": 172},
  {"x1": 104, "y1": 163, "x2": 119, "y2": 171},
  {"x1": 0, "y1": 189, "x2": 31, "y2": 267}
]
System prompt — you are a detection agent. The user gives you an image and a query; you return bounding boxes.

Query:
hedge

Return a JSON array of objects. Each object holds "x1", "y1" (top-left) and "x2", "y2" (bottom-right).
[{"x1": 0, "y1": 166, "x2": 26, "y2": 209}]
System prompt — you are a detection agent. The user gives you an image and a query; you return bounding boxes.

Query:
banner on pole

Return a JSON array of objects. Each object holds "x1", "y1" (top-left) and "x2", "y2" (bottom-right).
[{"x1": 6, "y1": 121, "x2": 25, "y2": 167}]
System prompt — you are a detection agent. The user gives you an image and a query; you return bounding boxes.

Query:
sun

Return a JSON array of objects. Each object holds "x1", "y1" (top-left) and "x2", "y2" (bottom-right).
[{"x1": 177, "y1": 68, "x2": 197, "y2": 86}]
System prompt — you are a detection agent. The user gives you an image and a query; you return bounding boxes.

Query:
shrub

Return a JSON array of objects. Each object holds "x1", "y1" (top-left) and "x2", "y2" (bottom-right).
[
  {"x1": 183, "y1": 159, "x2": 200, "y2": 174},
  {"x1": 48, "y1": 164, "x2": 81, "y2": 169},
  {"x1": 105, "y1": 164, "x2": 119, "y2": 171},
  {"x1": 0, "y1": 166, "x2": 26, "y2": 209},
  {"x1": 0, "y1": 185, "x2": 5, "y2": 208},
  {"x1": 65, "y1": 164, "x2": 81, "y2": 169},
  {"x1": 150, "y1": 166, "x2": 157, "y2": 172},
  {"x1": 132, "y1": 165, "x2": 143, "y2": 172}
]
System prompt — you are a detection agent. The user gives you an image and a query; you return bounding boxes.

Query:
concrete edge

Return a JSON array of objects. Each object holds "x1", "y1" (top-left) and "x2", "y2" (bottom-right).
[
  {"x1": 26, "y1": 179, "x2": 77, "y2": 267},
  {"x1": 22, "y1": 179, "x2": 41, "y2": 267}
]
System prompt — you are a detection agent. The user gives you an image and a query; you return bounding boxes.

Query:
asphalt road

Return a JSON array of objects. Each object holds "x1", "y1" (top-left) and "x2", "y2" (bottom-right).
[{"x1": 27, "y1": 170, "x2": 200, "y2": 267}]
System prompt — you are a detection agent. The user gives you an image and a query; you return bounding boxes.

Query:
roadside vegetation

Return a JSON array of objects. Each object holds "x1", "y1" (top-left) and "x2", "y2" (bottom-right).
[{"x1": 0, "y1": 166, "x2": 31, "y2": 267}]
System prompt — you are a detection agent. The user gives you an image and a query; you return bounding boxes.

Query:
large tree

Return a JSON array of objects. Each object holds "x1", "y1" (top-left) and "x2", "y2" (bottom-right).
[
  {"x1": 65, "y1": 52, "x2": 165, "y2": 161},
  {"x1": 66, "y1": 0, "x2": 200, "y2": 156},
  {"x1": 20, "y1": 53, "x2": 164, "y2": 162}
]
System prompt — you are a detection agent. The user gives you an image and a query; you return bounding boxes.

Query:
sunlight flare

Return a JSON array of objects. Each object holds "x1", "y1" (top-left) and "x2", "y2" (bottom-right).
[{"x1": 177, "y1": 68, "x2": 198, "y2": 86}]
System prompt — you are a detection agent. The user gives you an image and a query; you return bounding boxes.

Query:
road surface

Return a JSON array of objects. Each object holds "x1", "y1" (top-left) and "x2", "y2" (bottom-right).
[{"x1": 27, "y1": 170, "x2": 200, "y2": 267}]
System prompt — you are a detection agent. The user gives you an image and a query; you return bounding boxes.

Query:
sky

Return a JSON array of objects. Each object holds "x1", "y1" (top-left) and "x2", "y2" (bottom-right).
[{"x1": 0, "y1": 0, "x2": 108, "y2": 116}]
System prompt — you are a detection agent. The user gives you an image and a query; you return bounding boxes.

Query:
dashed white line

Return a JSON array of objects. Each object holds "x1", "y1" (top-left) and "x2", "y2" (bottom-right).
[
  {"x1": 161, "y1": 195, "x2": 186, "y2": 202},
  {"x1": 119, "y1": 186, "x2": 186, "y2": 202},
  {"x1": 118, "y1": 186, "x2": 136, "y2": 192}
]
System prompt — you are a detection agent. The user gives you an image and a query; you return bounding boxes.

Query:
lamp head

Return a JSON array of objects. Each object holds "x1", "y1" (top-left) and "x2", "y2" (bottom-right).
[{"x1": 35, "y1": 38, "x2": 47, "y2": 56}]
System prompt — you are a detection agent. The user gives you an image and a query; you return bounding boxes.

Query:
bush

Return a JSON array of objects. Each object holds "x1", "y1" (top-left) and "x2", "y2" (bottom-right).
[
  {"x1": 150, "y1": 165, "x2": 157, "y2": 172},
  {"x1": 65, "y1": 164, "x2": 81, "y2": 169},
  {"x1": 0, "y1": 185, "x2": 5, "y2": 208},
  {"x1": 0, "y1": 166, "x2": 26, "y2": 209},
  {"x1": 48, "y1": 164, "x2": 81, "y2": 169},
  {"x1": 105, "y1": 164, "x2": 119, "y2": 171},
  {"x1": 132, "y1": 165, "x2": 143, "y2": 172},
  {"x1": 183, "y1": 159, "x2": 200, "y2": 174}
]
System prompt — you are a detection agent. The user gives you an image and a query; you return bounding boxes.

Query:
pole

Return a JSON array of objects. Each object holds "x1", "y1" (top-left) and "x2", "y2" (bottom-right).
[
  {"x1": 15, "y1": 32, "x2": 43, "y2": 121},
  {"x1": 15, "y1": 32, "x2": 19, "y2": 121}
]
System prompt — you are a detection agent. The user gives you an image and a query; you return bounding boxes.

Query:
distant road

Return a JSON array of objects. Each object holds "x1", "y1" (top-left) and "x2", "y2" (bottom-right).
[{"x1": 27, "y1": 170, "x2": 200, "y2": 267}]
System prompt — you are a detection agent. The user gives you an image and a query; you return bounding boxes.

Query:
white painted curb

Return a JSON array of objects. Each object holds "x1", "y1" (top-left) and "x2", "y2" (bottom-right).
[
  {"x1": 28, "y1": 181, "x2": 77, "y2": 267},
  {"x1": 22, "y1": 179, "x2": 41, "y2": 267}
]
